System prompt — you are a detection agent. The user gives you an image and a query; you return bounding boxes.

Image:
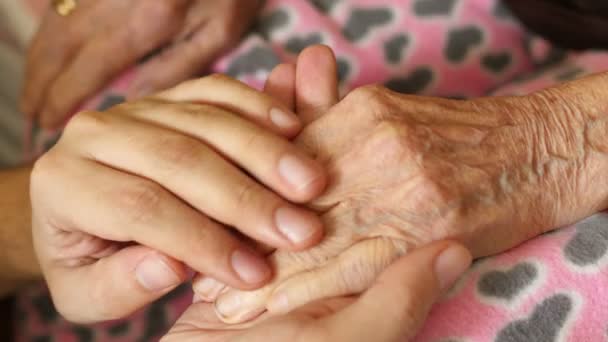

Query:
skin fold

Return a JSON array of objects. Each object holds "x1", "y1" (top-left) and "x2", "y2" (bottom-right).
[{"x1": 198, "y1": 47, "x2": 608, "y2": 324}]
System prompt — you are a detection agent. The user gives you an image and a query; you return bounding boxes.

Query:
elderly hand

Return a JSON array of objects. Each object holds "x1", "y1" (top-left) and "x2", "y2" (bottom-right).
[
  {"x1": 21, "y1": 0, "x2": 262, "y2": 128},
  {"x1": 203, "y1": 48, "x2": 608, "y2": 323},
  {"x1": 164, "y1": 241, "x2": 472, "y2": 342},
  {"x1": 30, "y1": 73, "x2": 326, "y2": 323}
]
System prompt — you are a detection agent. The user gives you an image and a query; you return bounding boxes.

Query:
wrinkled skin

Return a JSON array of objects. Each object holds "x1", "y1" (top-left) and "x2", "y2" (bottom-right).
[
  {"x1": 22, "y1": 0, "x2": 261, "y2": 128},
  {"x1": 164, "y1": 241, "x2": 472, "y2": 342},
  {"x1": 208, "y1": 65, "x2": 608, "y2": 323}
]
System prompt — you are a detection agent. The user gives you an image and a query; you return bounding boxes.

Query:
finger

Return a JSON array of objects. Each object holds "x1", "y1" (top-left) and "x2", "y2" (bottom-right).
[
  {"x1": 32, "y1": 156, "x2": 271, "y2": 290},
  {"x1": 155, "y1": 74, "x2": 303, "y2": 138},
  {"x1": 127, "y1": 0, "x2": 261, "y2": 99},
  {"x1": 264, "y1": 63, "x2": 297, "y2": 111},
  {"x1": 296, "y1": 45, "x2": 340, "y2": 124},
  {"x1": 68, "y1": 111, "x2": 324, "y2": 250},
  {"x1": 20, "y1": 16, "x2": 82, "y2": 120},
  {"x1": 164, "y1": 302, "x2": 272, "y2": 341},
  {"x1": 39, "y1": 23, "x2": 179, "y2": 129},
  {"x1": 128, "y1": 26, "x2": 222, "y2": 99},
  {"x1": 213, "y1": 214, "x2": 360, "y2": 323},
  {"x1": 193, "y1": 275, "x2": 228, "y2": 302},
  {"x1": 192, "y1": 234, "x2": 275, "y2": 303},
  {"x1": 266, "y1": 238, "x2": 406, "y2": 315},
  {"x1": 41, "y1": 245, "x2": 187, "y2": 323},
  {"x1": 118, "y1": 98, "x2": 325, "y2": 202},
  {"x1": 213, "y1": 249, "x2": 313, "y2": 324},
  {"x1": 321, "y1": 241, "x2": 472, "y2": 342}
]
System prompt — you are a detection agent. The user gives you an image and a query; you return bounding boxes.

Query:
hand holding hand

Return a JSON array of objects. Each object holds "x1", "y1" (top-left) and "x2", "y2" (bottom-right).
[
  {"x1": 31, "y1": 73, "x2": 325, "y2": 323},
  {"x1": 164, "y1": 241, "x2": 472, "y2": 342},
  {"x1": 202, "y1": 46, "x2": 603, "y2": 323}
]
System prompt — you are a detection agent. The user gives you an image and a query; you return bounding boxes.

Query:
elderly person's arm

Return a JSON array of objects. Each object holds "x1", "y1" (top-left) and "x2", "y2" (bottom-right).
[
  {"x1": 203, "y1": 48, "x2": 608, "y2": 322},
  {"x1": 0, "y1": 167, "x2": 40, "y2": 297}
]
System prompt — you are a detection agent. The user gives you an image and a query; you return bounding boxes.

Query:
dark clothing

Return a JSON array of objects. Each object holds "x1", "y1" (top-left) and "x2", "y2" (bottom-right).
[{"x1": 506, "y1": 0, "x2": 608, "y2": 49}]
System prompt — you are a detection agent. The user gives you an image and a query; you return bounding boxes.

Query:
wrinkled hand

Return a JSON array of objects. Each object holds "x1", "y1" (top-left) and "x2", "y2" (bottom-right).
[
  {"x1": 31, "y1": 74, "x2": 326, "y2": 323},
  {"x1": 164, "y1": 241, "x2": 472, "y2": 342},
  {"x1": 21, "y1": 0, "x2": 262, "y2": 128},
  {"x1": 203, "y1": 47, "x2": 594, "y2": 323}
]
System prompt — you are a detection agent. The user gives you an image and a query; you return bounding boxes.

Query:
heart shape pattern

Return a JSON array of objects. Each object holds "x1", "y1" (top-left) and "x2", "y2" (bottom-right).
[
  {"x1": 342, "y1": 8, "x2": 394, "y2": 42},
  {"x1": 285, "y1": 33, "x2": 324, "y2": 54},
  {"x1": 482, "y1": 52, "x2": 512, "y2": 74},
  {"x1": 496, "y1": 294, "x2": 572, "y2": 342},
  {"x1": 445, "y1": 26, "x2": 483, "y2": 63},
  {"x1": 310, "y1": 0, "x2": 341, "y2": 13},
  {"x1": 226, "y1": 47, "x2": 280, "y2": 78},
  {"x1": 256, "y1": 9, "x2": 290, "y2": 39},
  {"x1": 477, "y1": 262, "x2": 537, "y2": 300},
  {"x1": 336, "y1": 57, "x2": 352, "y2": 82},
  {"x1": 413, "y1": 0, "x2": 458, "y2": 17},
  {"x1": 385, "y1": 67, "x2": 434, "y2": 94},
  {"x1": 564, "y1": 213, "x2": 608, "y2": 266},
  {"x1": 384, "y1": 34, "x2": 410, "y2": 64}
]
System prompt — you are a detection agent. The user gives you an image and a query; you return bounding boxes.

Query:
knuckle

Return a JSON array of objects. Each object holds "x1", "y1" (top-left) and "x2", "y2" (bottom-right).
[
  {"x1": 114, "y1": 181, "x2": 165, "y2": 226},
  {"x1": 155, "y1": 134, "x2": 202, "y2": 170},
  {"x1": 31, "y1": 153, "x2": 58, "y2": 190},
  {"x1": 241, "y1": 129, "x2": 267, "y2": 152},
  {"x1": 234, "y1": 180, "x2": 263, "y2": 211},
  {"x1": 342, "y1": 85, "x2": 395, "y2": 123},
  {"x1": 63, "y1": 111, "x2": 109, "y2": 137},
  {"x1": 346, "y1": 84, "x2": 386, "y2": 104}
]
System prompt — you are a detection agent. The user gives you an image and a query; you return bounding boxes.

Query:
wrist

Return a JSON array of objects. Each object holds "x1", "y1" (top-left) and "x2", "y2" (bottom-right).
[{"x1": 522, "y1": 72, "x2": 608, "y2": 227}]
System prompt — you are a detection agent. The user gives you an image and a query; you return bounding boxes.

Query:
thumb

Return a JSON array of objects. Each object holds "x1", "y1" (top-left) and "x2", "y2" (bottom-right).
[
  {"x1": 321, "y1": 241, "x2": 472, "y2": 342},
  {"x1": 46, "y1": 245, "x2": 188, "y2": 324}
]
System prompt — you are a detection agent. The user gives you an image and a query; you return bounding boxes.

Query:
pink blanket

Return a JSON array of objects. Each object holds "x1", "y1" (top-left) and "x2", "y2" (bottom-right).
[{"x1": 15, "y1": 0, "x2": 608, "y2": 341}]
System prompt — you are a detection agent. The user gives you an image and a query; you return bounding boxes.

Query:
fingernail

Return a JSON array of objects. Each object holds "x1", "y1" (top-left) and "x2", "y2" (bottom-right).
[
  {"x1": 434, "y1": 244, "x2": 472, "y2": 291},
  {"x1": 270, "y1": 108, "x2": 300, "y2": 130},
  {"x1": 215, "y1": 292, "x2": 242, "y2": 318},
  {"x1": 193, "y1": 277, "x2": 225, "y2": 300},
  {"x1": 278, "y1": 155, "x2": 320, "y2": 192},
  {"x1": 231, "y1": 249, "x2": 271, "y2": 285},
  {"x1": 215, "y1": 292, "x2": 267, "y2": 322},
  {"x1": 275, "y1": 206, "x2": 320, "y2": 245},
  {"x1": 135, "y1": 254, "x2": 181, "y2": 292}
]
